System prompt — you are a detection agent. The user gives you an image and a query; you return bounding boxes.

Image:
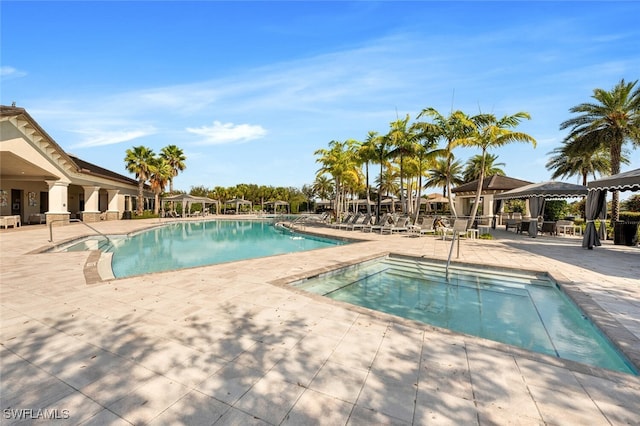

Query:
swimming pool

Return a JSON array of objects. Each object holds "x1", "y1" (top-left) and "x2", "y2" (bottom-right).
[
  {"x1": 293, "y1": 255, "x2": 637, "y2": 375},
  {"x1": 61, "y1": 220, "x2": 347, "y2": 278}
]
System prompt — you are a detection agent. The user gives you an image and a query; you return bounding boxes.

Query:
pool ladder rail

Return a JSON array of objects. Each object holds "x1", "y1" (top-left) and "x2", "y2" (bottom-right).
[
  {"x1": 445, "y1": 219, "x2": 469, "y2": 280},
  {"x1": 48, "y1": 218, "x2": 111, "y2": 245}
]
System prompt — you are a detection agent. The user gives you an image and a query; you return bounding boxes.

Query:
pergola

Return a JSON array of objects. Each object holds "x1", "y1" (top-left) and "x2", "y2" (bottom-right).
[
  {"x1": 224, "y1": 198, "x2": 253, "y2": 214},
  {"x1": 265, "y1": 200, "x2": 290, "y2": 214},
  {"x1": 583, "y1": 168, "x2": 640, "y2": 249},
  {"x1": 494, "y1": 181, "x2": 588, "y2": 237},
  {"x1": 161, "y1": 194, "x2": 220, "y2": 217}
]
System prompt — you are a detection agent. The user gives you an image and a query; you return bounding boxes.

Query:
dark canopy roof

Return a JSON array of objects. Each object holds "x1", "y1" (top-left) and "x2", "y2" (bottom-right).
[
  {"x1": 494, "y1": 181, "x2": 588, "y2": 200},
  {"x1": 452, "y1": 175, "x2": 532, "y2": 194},
  {"x1": 587, "y1": 168, "x2": 640, "y2": 192}
]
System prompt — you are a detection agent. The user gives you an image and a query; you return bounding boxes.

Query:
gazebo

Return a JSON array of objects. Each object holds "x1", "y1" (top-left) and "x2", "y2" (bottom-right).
[
  {"x1": 583, "y1": 168, "x2": 640, "y2": 249},
  {"x1": 161, "y1": 194, "x2": 220, "y2": 217},
  {"x1": 265, "y1": 200, "x2": 290, "y2": 214},
  {"x1": 452, "y1": 175, "x2": 533, "y2": 220},
  {"x1": 224, "y1": 198, "x2": 253, "y2": 214},
  {"x1": 494, "y1": 181, "x2": 588, "y2": 237}
]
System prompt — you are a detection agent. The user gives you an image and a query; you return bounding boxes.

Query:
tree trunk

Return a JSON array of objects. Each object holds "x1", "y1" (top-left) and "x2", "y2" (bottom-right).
[
  {"x1": 610, "y1": 139, "x2": 622, "y2": 221},
  {"x1": 137, "y1": 180, "x2": 144, "y2": 215},
  {"x1": 468, "y1": 149, "x2": 486, "y2": 225}
]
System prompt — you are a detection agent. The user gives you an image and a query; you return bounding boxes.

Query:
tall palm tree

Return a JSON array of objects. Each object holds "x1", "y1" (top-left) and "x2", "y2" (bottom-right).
[
  {"x1": 387, "y1": 114, "x2": 416, "y2": 215},
  {"x1": 149, "y1": 157, "x2": 173, "y2": 215},
  {"x1": 160, "y1": 145, "x2": 186, "y2": 195},
  {"x1": 560, "y1": 79, "x2": 640, "y2": 220},
  {"x1": 463, "y1": 153, "x2": 506, "y2": 182},
  {"x1": 357, "y1": 131, "x2": 380, "y2": 215},
  {"x1": 460, "y1": 112, "x2": 536, "y2": 224},
  {"x1": 312, "y1": 175, "x2": 334, "y2": 202},
  {"x1": 314, "y1": 140, "x2": 359, "y2": 220},
  {"x1": 370, "y1": 131, "x2": 394, "y2": 221},
  {"x1": 125, "y1": 145, "x2": 155, "y2": 215},
  {"x1": 424, "y1": 157, "x2": 464, "y2": 197},
  {"x1": 416, "y1": 108, "x2": 474, "y2": 217},
  {"x1": 546, "y1": 139, "x2": 623, "y2": 186}
]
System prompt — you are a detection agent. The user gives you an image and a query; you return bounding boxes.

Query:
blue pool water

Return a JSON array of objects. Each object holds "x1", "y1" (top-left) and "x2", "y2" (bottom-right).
[
  {"x1": 294, "y1": 256, "x2": 637, "y2": 375},
  {"x1": 63, "y1": 220, "x2": 346, "y2": 278}
]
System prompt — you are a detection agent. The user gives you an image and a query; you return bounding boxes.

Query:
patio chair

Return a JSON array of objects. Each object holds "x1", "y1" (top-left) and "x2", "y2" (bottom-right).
[
  {"x1": 363, "y1": 213, "x2": 390, "y2": 233},
  {"x1": 408, "y1": 217, "x2": 436, "y2": 236},
  {"x1": 345, "y1": 213, "x2": 372, "y2": 231},
  {"x1": 338, "y1": 213, "x2": 362, "y2": 230},
  {"x1": 332, "y1": 213, "x2": 354, "y2": 228},
  {"x1": 540, "y1": 221, "x2": 557, "y2": 236},
  {"x1": 380, "y1": 215, "x2": 410, "y2": 234}
]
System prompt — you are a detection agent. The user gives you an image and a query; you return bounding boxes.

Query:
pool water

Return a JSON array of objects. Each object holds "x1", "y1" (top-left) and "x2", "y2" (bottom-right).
[
  {"x1": 294, "y1": 256, "x2": 637, "y2": 375},
  {"x1": 63, "y1": 220, "x2": 346, "y2": 278}
]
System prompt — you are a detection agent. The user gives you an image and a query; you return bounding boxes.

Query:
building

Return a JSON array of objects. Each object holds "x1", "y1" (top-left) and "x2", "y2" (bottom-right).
[
  {"x1": 451, "y1": 175, "x2": 533, "y2": 218},
  {"x1": 1, "y1": 105, "x2": 153, "y2": 225}
]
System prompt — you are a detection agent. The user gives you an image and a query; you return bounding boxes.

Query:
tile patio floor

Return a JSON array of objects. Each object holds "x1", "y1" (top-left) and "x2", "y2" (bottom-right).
[{"x1": 1, "y1": 217, "x2": 639, "y2": 425}]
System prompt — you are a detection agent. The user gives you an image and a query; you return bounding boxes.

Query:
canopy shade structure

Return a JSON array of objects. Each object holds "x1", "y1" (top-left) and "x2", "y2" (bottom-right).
[
  {"x1": 583, "y1": 168, "x2": 640, "y2": 250},
  {"x1": 224, "y1": 198, "x2": 253, "y2": 214},
  {"x1": 587, "y1": 168, "x2": 640, "y2": 192},
  {"x1": 494, "y1": 181, "x2": 588, "y2": 200},
  {"x1": 423, "y1": 193, "x2": 449, "y2": 203},
  {"x1": 161, "y1": 194, "x2": 220, "y2": 216},
  {"x1": 265, "y1": 200, "x2": 290, "y2": 213}
]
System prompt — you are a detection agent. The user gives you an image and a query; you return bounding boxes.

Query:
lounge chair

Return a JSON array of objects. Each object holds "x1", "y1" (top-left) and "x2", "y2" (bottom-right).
[
  {"x1": 332, "y1": 213, "x2": 354, "y2": 228},
  {"x1": 408, "y1": 217, "x2": 436, "y2": 236},
  {"x1": 338, "y1": 213, "x2": 362, "y2": 230},
  {"x1": 380, "y1": 215, "x2": 410, "y2": 234},
  {"x1": 363, "y1": 213, "x2": 390, "y2": 233},
  {"x1": 345, "y1": 213, "x2": 372, "y2": 231}
]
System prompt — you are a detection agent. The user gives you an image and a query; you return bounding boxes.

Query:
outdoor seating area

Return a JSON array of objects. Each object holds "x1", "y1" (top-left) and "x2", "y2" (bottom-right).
[
  {"x1": 1, "y1": 215, "x2": 639, "y2": 425},
  {"x1": 0, "y1": 215, "x2": 21, "y2": 229}
]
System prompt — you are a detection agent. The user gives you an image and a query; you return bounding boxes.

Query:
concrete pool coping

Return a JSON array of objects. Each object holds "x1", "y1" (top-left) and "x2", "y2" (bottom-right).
[
  {"x1": 2, "y1": 216, "x2": 639, "y2": 424},
  {"x1": 272, "y1": 251, "x2": 640, "y2": 376}
]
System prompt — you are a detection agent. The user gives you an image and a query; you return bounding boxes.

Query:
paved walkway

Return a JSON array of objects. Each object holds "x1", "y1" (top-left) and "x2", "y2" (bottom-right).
[{"x1": 1, "y1": 217, "x2": 639, "y2": 425}]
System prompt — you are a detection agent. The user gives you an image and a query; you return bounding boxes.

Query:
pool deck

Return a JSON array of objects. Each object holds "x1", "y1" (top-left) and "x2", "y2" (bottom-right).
[{"x1": 1, "y1": 216, "x2": 639, "y2": 425}]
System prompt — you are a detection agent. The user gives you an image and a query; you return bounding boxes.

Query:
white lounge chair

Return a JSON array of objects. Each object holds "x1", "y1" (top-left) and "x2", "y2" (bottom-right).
[
  {"x1": 380, "y1": 216, "x2": 410, "y2": 234},
  {"x1": 408, "y1": 217, "x2": 436, "y2": 236}
]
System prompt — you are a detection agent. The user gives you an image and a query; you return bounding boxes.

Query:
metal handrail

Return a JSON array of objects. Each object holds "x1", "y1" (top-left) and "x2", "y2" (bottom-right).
[
  {"x1": 48, "y1": 218, "x2": 111, "y2": 244},
  {"x1": 445, "y1": 219, "x2": 469, "y2": 280}
]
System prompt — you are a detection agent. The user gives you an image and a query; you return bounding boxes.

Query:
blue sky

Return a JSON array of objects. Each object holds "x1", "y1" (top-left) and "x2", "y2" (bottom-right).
[{"x1": 2, "y1": 1, "x2": 639, "y2": 194}]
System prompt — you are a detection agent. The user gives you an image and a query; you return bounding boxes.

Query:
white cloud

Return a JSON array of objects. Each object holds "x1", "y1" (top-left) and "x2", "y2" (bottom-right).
[
  {"x1": 71, "y1": 127, "x2": 156, "y2": 148},
  {"x1": 187, "y1": 121, "x2": 267, "y2": 145},
  {"x1": 0, "y1": 66, "x2": 27, "y2": 79}
]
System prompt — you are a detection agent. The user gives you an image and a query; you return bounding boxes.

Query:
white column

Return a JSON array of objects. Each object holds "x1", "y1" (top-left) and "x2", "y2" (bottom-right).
[
  {"x1": 45, "y1": 181, "x2": 69, "y2": 213},
  {"x1": 107, "y1": 189, "x2": 120, "y2": 212},
  {"x1": 82, "y1": 186, "x2": 101, "y2": 213}
]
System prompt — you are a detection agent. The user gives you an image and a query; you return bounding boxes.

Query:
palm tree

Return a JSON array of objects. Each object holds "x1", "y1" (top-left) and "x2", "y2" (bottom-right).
[
  {"x1": 312, "y1": 175, "x2": 334, "y2": 202},
  {"x1": 560, "y1": 79, "x2": 640, "y2": 220},
  {"x1": 314, "y1": 140, "x2": 359, "y2": 220},
  {"x1": 415, "y1": 108, "x2": 474, "y2": 217},
  {"x1": 546, "y1": 139, "x2": 622, "y2": 186},
  {"x1": 149, "y1": 157, "x2": 173, "y2": 215},
  {"x1": 424, "y1": 157, "x2": 463, "y2": 197},
  {"x1": 387, "y1": 114, "x2": 417, "y2": 215},
  {"x1": 160, "y1": 145, "x2": 186, "y2": 195},
  {"x1": 367, "y1": 132, "x2": 394, "y2": 221},
  {"x1": 463, "y1": 153, "x2": 506, "y2": 182},
  {"x1": 356, "y1": 131, "x2": 380, "y2": 216},
  {"x1": 375, "y1": 166, "x2": 399, "y2": 212},
  {"x1": 125, "y1": 145, "x2": 155, "y2": 215},
  {"x1": 460, "y1": 112, "x2": 536, "y2": 224}
]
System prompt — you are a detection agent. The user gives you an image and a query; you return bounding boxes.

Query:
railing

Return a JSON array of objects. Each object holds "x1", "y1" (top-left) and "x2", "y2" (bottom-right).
[
  {"x1": 445, "y1": 219, "x2": 469, "y2": 280},
  {"x1": 48, "y1": 218, "x2": 111, "y2": 244}
]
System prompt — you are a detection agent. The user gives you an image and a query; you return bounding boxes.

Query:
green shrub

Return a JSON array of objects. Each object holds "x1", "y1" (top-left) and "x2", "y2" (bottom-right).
[{"x1": 479, "y1": 233, "x2": 494, "y2": 240}]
